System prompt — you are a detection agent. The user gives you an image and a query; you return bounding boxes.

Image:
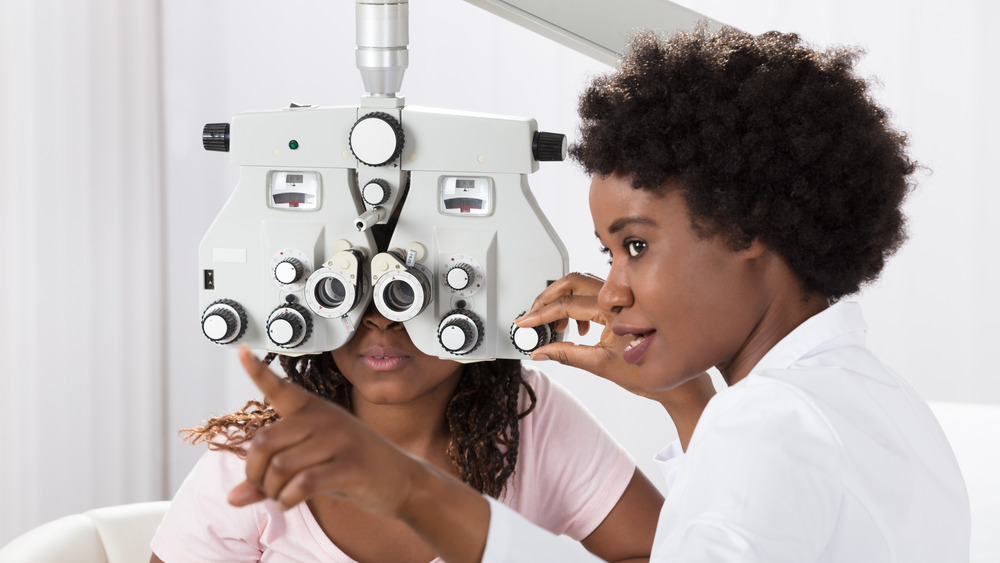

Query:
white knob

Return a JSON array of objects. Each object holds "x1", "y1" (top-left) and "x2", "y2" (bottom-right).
[
  {"x1": 203, "y1": 313, "x2": 234, "y2": 341},
  {"x1": 363, "y1": 180, "x2": 390, "y2": 206},
  {"x1": 446, "y1": 264, "x2": 474, "y2": 291},
  {"x1": 350, "y1": 112, "x2": 404, "y2": 166},
  {"x1": 201, "y1": 300, "x2": 246, "y2": 345},
  {"x1": 437, "y1": 311, "x2": 483, "y2": 355},
  {"x1": 274, "y1": 259, "x2": 303, "y2": 285},
  {"x1": 512, "y1": 326, "x2": 542, "y2": 351},
  {"x1": 440, "y1": 324, "x2": 471, "y2": 352}
]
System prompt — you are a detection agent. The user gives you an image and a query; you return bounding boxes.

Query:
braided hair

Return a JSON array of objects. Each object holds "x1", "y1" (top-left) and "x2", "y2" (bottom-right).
[{"x1": 183, "y1": 353, "x2": 536, "y2": 499}]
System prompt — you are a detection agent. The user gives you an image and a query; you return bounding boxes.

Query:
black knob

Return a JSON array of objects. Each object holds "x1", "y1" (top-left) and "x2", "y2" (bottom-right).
[
  {"x1": 349, "y1": 112, "x2": 405, "y2": 167},
  {"x1": 203, "y1": 123, "x2": 230, "y2": 152},
  {"x1": 201, "y1": 299, "x2": 247, "y2": 344},
  {"x1": 266, "y1": 303, "x2": 313, "y2": 349},
  {"x1": 532, "y1": 131, "x2": 566, "y2": 162},
  {"x1": 437, "y1": 310, "x2": 484, "y2": 355}
]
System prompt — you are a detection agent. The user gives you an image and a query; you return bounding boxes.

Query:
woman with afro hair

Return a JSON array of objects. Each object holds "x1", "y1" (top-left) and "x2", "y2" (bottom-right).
[{"x1": 210, "y1": 25, "x2": 971, "y2": 563}]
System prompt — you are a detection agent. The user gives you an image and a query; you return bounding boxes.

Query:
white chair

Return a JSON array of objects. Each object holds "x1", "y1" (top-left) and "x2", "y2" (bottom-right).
[
  {"x1": 0, "y1": 500, "x2": 169, "y2": 563},
  {"x1": 929, "y1": 401, "x2": 1000, "y2": 563}
]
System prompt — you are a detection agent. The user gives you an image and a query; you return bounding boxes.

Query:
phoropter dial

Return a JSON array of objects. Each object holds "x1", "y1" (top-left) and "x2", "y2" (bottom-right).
[
  {"x1": 441, "y1": 254, "x2": 484, "y2": 297},
  {"x1": 509, "y1": 312, "x2": 557, "y2": 355},
  {"x1": 274, "y1": 257, "x2": 304, "y2": 285},
  {"x1": 201, "y1": 299, "x2": 247, "y2": 344},
  {"x1": 445, "y1": 263, "x2": 475, "y2": 291},
  {"x1": 362, "y1": 179, "x2": 391, "y2": 206},
  {"x1": 349, "y1": 111, "x2": 404, "y2": 167},
  {"x1": 266, "y1": 303, "x2": 313, "y2": 349},
  {"x1": 270, "y1": 249, "x2": 312, "y2": 291},
  {"x1": 437, "y1": 310, "x2": 484, "y2": 355}
]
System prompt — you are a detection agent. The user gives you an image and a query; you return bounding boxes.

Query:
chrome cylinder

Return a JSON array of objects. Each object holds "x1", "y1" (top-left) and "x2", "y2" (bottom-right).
[{"x1": 356, "y1": 0, "x2": 409, "y2": 96}]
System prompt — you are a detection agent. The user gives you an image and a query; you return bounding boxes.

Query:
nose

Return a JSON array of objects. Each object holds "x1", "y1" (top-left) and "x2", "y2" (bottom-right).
[
  {"x1": 597, "y1": 260, "x2": 633, "y2": 313},
  {"x1": 361, "y1": 303, "x2": 403, "y2": 332}
]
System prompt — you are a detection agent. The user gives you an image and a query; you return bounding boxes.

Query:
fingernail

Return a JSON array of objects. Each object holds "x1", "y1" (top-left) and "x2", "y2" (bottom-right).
[{"x1": 531, "y1": 353, "x2": 550, "y2": 362}]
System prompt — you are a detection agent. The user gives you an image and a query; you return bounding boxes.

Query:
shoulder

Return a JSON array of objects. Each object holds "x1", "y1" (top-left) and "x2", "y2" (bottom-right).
[
  {"x1": 516, "y1": 363, "x2": 590, "y2": 418},
  {"x1": 176, "y1": 446, "x2": 250, "y2": 499},
  {"x1": 691, "y1": 375, "x2": 845, "y2": 472}
]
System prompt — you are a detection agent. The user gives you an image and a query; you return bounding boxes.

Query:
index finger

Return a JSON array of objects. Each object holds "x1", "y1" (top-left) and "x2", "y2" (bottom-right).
[
  {"x1": 517, "y1": 293, "x2": 605, "y2": 332},
  {"x1": 525, "y1": 272, "x2": 605, "y2": 317},
  {"x1": 238, "y1": 346, "x2": 311, "y2": 416}
]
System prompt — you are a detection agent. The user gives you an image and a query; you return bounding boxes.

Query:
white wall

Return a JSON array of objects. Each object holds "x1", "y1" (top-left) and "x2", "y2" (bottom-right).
[
  {"x1": 2, "y1": 0, "x2": 998, "y2": 547},
  {"x1": 0, "y1": 0, "x2": 166, "y2": 546}
]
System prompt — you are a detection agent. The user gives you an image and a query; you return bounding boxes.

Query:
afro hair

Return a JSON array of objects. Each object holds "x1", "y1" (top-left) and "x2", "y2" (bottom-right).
[{"x1": 571, "y1": 25, "x2": 915, "y2": 299}]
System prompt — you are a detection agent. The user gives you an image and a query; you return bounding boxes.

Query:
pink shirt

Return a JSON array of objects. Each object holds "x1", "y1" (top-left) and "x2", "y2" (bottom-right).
[{"x1": 152, "y1": 365, "x2": 635, "y2": 562}]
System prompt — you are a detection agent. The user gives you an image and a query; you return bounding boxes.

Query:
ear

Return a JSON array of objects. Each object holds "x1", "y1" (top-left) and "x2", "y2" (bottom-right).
[{"x1": 739, "y1": 237, "x2": 768, "y2": 260}]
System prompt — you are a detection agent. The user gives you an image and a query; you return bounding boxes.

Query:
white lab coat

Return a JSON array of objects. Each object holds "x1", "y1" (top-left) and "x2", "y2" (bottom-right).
[{"x1": 482, "y1": 301, "x2": 971, "y2": 562}]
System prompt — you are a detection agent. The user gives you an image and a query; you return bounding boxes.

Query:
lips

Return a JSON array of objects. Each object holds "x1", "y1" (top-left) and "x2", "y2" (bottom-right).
[
  {"x1": 359, "y1": 346, "x2": 411, "y2": 371},
  {"x1": 613, "y1": 326, "x2": 657, "y2": 365}
]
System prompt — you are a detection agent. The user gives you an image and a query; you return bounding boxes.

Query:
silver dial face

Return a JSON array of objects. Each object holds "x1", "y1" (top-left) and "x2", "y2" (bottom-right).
[
  {"x1": 268, "y1": 171, "x2": 320, "y2": 210},
  {"x1": 439, "y1": 176, "x2": 493, "y2": 216}
]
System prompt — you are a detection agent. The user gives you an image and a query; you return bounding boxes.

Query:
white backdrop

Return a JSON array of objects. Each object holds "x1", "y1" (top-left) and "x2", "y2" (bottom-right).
[
  {"x1": 2, "y1": 0, "x2": 998, "y2": 548},
  {"x1": 0, "y1": 0, "x2": 166, "y2": 546}
]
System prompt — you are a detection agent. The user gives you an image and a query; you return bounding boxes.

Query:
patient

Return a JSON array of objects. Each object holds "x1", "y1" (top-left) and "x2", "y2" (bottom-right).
[{"x1": 149, "y1": 303, "x2": 665, "y2": 562}]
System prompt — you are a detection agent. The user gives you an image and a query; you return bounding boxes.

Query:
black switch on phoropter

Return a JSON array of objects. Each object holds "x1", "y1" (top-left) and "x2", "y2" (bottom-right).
[
  {"x1": 203, "y1": 123, "x2": 230, "y2": 152},
  {"x1": 532, "y1": 131, "x2": 566, "y2": 162}
]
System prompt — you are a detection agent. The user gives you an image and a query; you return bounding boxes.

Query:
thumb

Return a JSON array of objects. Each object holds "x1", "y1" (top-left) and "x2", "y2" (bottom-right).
[
  {"x1": 227, "y1": 479, "x2": 266, "y2": 507},
  {"x1": 238, "y1": 346, "x2": 310, "y2": 416}
]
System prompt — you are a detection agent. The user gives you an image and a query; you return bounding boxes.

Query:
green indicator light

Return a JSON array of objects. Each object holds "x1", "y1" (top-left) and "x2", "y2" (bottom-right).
[{"x1": 288, "y1": 140, "x2": 299, "y2": 150}]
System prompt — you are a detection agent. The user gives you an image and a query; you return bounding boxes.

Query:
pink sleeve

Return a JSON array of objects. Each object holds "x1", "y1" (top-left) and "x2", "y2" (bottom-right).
[
  {"x1": 506, "y1": 365, "x2": 636, "y2": 541},
  {"x1": 150, "y1": 448, "x2": 264, "y2": 562}
]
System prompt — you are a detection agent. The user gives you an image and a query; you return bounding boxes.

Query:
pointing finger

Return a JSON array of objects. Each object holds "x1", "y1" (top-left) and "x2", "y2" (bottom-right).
[{"x1": 238, "y1": 346, "x2": 310, "y2": 416}]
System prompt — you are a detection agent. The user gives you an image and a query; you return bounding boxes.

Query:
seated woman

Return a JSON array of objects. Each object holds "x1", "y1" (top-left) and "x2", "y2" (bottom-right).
[{"x1": 149, "y1": 304, "x2": 664, "y2": 562}]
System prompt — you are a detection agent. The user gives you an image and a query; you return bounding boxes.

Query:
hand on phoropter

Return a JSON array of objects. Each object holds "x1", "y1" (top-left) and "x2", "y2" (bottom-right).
[
  {"x1": 516, "y1": 272, "x2": 716, "y2": 449},
  {"x1": 516, "y1": 272, "x2": 653, "y2": 397}
]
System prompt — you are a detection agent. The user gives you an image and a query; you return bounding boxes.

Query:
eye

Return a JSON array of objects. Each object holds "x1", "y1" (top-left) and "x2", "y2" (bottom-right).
[
  {"x1": 598, "y1": 245, "x2": 612, "y2": 265},
  {"x1": 627, "y1": 239, "x2": 646, "y2": 258}
]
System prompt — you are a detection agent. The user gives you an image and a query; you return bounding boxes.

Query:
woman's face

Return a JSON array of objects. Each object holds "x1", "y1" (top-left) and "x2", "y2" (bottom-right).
[
  {"x1": 330, "y1": 305, "x2": 464, "y2": 407},
  {"x1": 590, "y1": 172, "x2": 768, "y2": 390}
]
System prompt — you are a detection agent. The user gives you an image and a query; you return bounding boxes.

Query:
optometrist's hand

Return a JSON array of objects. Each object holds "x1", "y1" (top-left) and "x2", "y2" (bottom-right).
[
  {"x1": 516, "y1": 272, "x2": 715, "y2": 449},
  {"x1": 227, "y1": 347, "x2": 490, "y2": 562},
  {"x1": 516, "y1": 272, "x2": 653, "y2": 397}
]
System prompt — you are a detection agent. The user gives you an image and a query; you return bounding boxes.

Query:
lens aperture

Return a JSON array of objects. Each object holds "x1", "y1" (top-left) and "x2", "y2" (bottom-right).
[
  {"x1": 316, "y1": 277, "x2": 348, "y2": 308},
  {"x1": 384, "y1": 279, "x2": 415, "y2": 312}
]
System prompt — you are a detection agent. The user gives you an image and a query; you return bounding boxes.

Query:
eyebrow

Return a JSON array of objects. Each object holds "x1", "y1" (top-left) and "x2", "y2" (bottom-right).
[{"x1": 602, "y1": 216, "x2": 659, "y2": 235}]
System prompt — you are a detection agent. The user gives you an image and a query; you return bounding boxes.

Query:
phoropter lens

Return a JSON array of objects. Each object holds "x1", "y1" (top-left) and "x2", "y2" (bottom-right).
[
  {"x1": 316, "y1": 277, "x2": 348, "y2": 308},
  {"x1": 383, "y1": 279, "x2": 415, "y2": 312}
]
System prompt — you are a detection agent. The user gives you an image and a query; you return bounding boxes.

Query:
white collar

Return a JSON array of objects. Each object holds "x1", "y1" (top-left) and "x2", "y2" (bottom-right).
[{"x1": 748, "y1": 300, "x2": 867, "y2": 376}]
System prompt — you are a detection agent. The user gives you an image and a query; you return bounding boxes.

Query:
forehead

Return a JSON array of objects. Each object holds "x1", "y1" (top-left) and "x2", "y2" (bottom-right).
[{"x1": 588, "y1": 173, "x2": 680, "y2": 232}]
